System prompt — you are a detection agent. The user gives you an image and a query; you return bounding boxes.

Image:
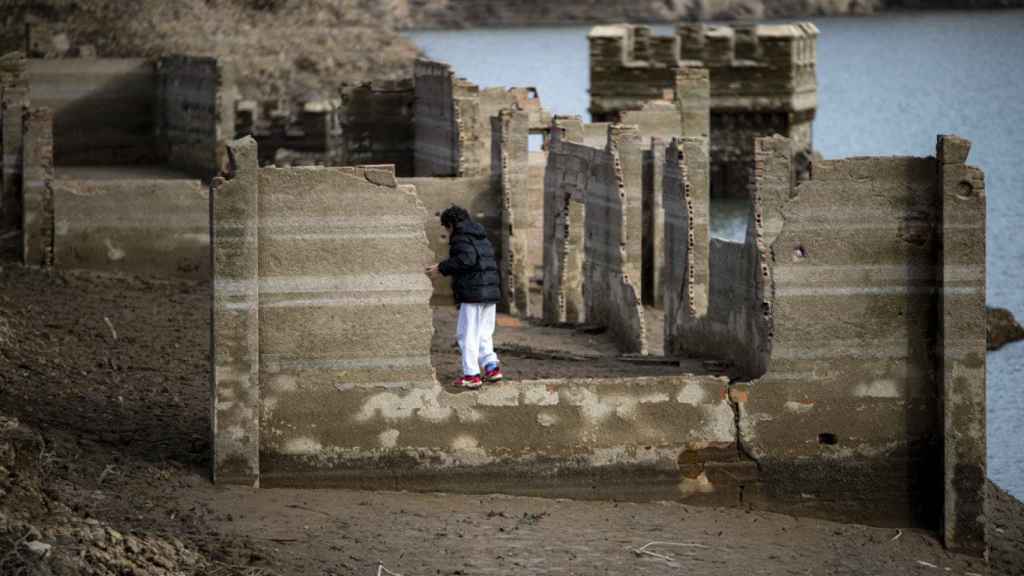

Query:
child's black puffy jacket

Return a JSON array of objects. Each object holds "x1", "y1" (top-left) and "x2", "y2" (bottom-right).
[{"x1": 438, "y1": 220, "x2": 501, "y2": 304}]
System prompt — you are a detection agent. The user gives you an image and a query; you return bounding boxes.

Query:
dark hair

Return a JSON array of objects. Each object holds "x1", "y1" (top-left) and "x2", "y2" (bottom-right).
[{"x1": 440, "y1": 205, "x2": 470, "y2": 228}]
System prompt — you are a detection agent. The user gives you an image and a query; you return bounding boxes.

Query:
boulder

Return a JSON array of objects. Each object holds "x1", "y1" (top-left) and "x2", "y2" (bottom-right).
[{"x1": 987, "y1": 306, "x2": 1024, "y2": 351}]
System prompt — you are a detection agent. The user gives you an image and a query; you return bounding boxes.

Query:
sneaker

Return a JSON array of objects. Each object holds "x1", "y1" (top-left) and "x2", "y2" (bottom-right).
[
  {"x1": 453, "y1": 374, "x2": 482, "y2": 389},
  {"x1": 483, "y1": 363, "x2": 503, "y2": 383}
]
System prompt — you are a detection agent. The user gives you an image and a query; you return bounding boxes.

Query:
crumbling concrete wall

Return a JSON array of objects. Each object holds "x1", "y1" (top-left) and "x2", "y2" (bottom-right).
[
  {"x1": 413, "y1": 59, "x2": 548, "y2": 181},
  {"x1": 26, "y1": 58, "x2": 157, "y2": 165},
  {"x1": 492, "y1": 109, "x2": 530, "y2": 316},
  {"x1": 51, "y1": 171, "x2": 209, "y2": 278},
  {"x1": 584, "y1": 126, "x2": 647, "y2": 354},
  {"x1": 641, "y1": 138, "x2": 665, "y2": 307},
  {"x1": 210, "y1": 137, "x2": 739, "y2": 496},
  {"x1": 340, "y1": 80, "x2": 415, "y2": 177},
  {"x1": 662, "y1": 134, "x2": 987, "y2": 537},
  {"x1": 20, "y1": 107, "x2": 53, "y2": 266},
  {"x1": 414, "y1": 59, "x2": 477, "y2": 177},
  {"x1": 397, "y1": 175, "x2": 499, "y2": 305},
  {"x1": 541, "y1": 118, "x2": 588, "y2": 325},
  {"x1": 526, "y1": 149, "x2": 547, "y2": 300},
  {"x1": 210, "y1": 136, "x2": 260, "y2": 486},
  {"x1": 157, "y1": 55, "x2": 236, "y2": 178},
  {"x1": 254, "y1": 165, "x2": 438, "y2": 484},
  {"x1": 236, "y1": 97, "x2": 345, "y2": 168},
  {"x1": 543, "y1": 120, "x2": 647, "y2": 335},
  {"x1": 936, "y1": 135, "x2": 986, "y2": 555},
  {"x1": 664, "y1": 137, "x2": 709, "y2": 356},
  {"x1": 589, "y1": 23, "x2": 817, "y2": 199},
  {"x1": 728, "y1": 136, "x2": 985, "y2": 534},
  {"x1": 664, "y1": 135, "x2": 768, "y2": 378},
  {"x1": 1, "y1": 53, "x2": 27, "y2": 252}
]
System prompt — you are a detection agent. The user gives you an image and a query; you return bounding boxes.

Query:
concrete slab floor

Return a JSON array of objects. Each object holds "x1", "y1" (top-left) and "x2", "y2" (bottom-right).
[{"x1": 431, "y1": 305, "x2": 706, "y2": 385}]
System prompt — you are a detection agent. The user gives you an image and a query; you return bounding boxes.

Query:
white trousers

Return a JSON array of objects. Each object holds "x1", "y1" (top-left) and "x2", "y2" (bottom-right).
[{"x1": 456, "y1": 303, "x2": 499, "y2": 376}]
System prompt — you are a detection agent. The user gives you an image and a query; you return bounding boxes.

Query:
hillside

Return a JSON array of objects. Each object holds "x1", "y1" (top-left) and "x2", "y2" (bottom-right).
[{"x1": 0, "y1": 0, "x2": 421, "y2": 99}]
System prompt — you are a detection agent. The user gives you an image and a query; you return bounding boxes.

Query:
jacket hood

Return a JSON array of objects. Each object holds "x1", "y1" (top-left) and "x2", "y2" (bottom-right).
[{"x1": 453, "y1": 219, "x2": 487, "y2": 239}]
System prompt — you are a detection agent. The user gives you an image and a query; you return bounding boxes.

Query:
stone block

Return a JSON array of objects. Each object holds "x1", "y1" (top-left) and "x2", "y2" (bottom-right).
[
  {"x1": 937, "y1": 134, "x2": 971, "y2": 166},
  {"x1": 1, "y1": 84, "x2": 26, "y2": 237},
  {"x1": 211, "y1": 136, "x2": 260, "y2": 486},
  {"x1": 21, "y1": 107, "x2": 54, "y2": 267},
  {"x1": 492, "y1": 109, "x2": 530, "y2": 316},
  {"x1": 51, "y1": 176, "x2": 208, "y2": 278},
  {"x1": 26, "y1": 59, "x2": 157, "y2": 165},
  {"x1": 157, "y1": 55, "x2": 237, "y2": 178},
  {"x1": 936, "y1": 135, "x2": 986, "y2": 555},
  {"x1": 542, "y1": 125, "x2": 590, "y2": 324},
  {"x1": 583, "y1": 124, "x2": 646, "y2": 354}
]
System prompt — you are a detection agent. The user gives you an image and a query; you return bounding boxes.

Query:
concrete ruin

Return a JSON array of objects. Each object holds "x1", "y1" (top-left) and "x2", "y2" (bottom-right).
[
  {"x1": 0, "y1": 20, "x2": 990, "y2": 557},
  {"x1": 0, "y1": 51, "x2": 234, "y2": 277},
  {"x1": 210, "y1": 123, "x2": 988, "y2": 555},
  {"x1": 589, "y1": 22, "x2": 818, "y2": 199}
]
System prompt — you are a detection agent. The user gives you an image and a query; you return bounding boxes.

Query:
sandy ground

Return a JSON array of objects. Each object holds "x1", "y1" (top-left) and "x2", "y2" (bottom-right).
[{"x1": 0, "y1": 265, "x2": 1021, "y2": 575}]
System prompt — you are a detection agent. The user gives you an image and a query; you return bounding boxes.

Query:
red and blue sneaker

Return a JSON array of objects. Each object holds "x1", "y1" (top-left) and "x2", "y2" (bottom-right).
[
  {"x1": 453, "y1": 374, "x2": 482, "y2": 389},
  {"x1": 483, "y1": 363, "x2": 503, "y2": 383}
]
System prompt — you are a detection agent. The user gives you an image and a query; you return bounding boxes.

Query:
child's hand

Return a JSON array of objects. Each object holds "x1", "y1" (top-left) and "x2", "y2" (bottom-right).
[{"x1": 425, "y1": 264, "x2": 440, "y2": 278}]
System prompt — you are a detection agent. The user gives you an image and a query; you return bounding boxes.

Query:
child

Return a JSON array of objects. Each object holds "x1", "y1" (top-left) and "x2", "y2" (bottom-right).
[{"x1": 426, "y1": 205, "x2": 503, "y2": 389}]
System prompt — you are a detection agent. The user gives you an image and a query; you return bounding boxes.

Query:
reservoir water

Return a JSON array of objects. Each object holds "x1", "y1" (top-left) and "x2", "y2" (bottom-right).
[{"x1": 406, "y1": 10, "x2": 1024, "y2": 499}]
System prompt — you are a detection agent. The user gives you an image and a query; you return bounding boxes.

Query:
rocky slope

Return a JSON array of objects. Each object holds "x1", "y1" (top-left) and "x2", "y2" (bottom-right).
[
  {"x1": 1, "y1": 0, "x2": 420, "y2": 99},
  {"x1": 392, "y1": 0, "x2": 1023, "y2": 29}
]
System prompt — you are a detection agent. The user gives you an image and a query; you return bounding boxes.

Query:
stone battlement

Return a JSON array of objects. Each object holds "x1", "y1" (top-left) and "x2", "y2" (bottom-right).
[{"x1": 589, "y1": 22, "x2": 818, "y2": 119}]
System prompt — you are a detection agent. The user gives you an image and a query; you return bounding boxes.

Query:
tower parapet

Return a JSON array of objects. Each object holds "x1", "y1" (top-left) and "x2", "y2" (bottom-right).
[{"x1": 589, "y1": 22, "x2": 818, "y2": 198}]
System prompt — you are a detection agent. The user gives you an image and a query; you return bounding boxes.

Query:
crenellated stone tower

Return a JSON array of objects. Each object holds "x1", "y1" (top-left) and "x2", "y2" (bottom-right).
[{"x1": 589, "y1": 22, "x2": 818, "y2": 198}]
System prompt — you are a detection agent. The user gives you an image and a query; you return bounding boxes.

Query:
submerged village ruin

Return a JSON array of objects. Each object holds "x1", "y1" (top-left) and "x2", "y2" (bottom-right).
[{"x1": 0, "y1": 20, "x2": 990, "y2": 557}]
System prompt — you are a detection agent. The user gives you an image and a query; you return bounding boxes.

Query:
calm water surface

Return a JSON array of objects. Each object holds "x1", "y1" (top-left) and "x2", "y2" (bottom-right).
[{"x1": 407, "y1": 10, "x2": 1024, "y2": 498}]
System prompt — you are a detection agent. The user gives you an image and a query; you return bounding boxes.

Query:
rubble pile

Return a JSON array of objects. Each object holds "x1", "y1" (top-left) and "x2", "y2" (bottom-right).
[{"x1": 0, "y1": 416, "x2": 208, "y2": 576}]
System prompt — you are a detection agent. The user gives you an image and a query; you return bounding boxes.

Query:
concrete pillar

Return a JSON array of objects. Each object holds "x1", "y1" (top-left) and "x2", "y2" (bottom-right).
[
  {"x1": 211, "y1": 136, "x2": 261, "y2": 486},
  {"x1": 583, "y1": 124, "x2": 647, "y2": 354},
  {"x1": 555, "y1": 116, "x2": 586, "y2": 324},
  {"x1": 492, "y1": 109, "x2": 530, "y2": 316},
  {"x1": 676, "y1": 67, "x2": 710, "y2": 143},
  {"x1": 1, "y1": 84, "x2": 27, "y2": 240},
  {"x1": 606, "y1": 124, "x2": 643, "y2": 291},
  {"x1": 642, "y1": 138, "x2": 666, "y2": 308},
  {"x1": 21, "y1": 107, "x2": 53, "y2": 267},
  {"x1": 663, "y1": 137, "x2": 711, "y2": 356},
  {"x1": 936, "y1": 134, "x2": 987, "y2": 555},
  {"x1": 542, "y1": 116, "x2": 586, "y2": 325}
]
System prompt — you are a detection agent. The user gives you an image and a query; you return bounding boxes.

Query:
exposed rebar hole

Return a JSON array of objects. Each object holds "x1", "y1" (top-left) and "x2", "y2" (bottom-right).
[
  {"x1": 818, "y1": 432, "x2": 838, "y2": 445},
  {"x1": 956, "y1": 181, "x2": 974, "y2": 200},
  {"x1": 793, "y1": 245, "x2": 807, "y2": 261}
]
